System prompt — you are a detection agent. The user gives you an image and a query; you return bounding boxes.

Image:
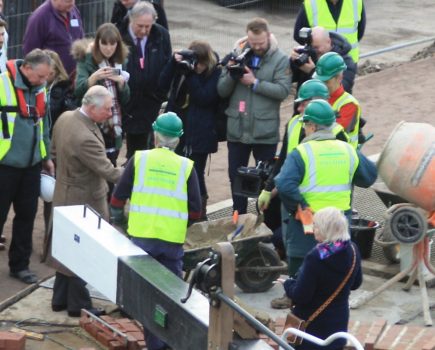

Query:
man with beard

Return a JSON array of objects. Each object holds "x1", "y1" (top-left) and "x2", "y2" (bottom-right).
[{"x1": 218, "y1": 17, "x2": 291, "y2": 215}]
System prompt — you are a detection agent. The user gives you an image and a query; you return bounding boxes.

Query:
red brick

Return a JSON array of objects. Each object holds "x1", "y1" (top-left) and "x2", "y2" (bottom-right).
[
  {"x1": 119, "y1": 322, "x2": 140, "y2": 332},
  {"x1": 101, "y1": 315, "x2": 117, "y2": 324},
  {"x1": 126, "y1": 331, "x2": 145, "y2": 341},
  {"x1": 109, "y1": 340, "x2": 127, "y2": 350},
  {"x1": 0, "y1": 331, "x2": 26, "y2": 350},
  {"x1": 85, "y1": 322, "x2": 101, "y2": 339},
  {"x1": 96, "y1": 330, "x2": 116, "y2": 347}
]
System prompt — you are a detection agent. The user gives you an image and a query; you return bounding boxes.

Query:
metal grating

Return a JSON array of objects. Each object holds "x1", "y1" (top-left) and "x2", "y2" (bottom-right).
[{"x1": 208, "y1": 187, "x2": 435, "y2": 266}]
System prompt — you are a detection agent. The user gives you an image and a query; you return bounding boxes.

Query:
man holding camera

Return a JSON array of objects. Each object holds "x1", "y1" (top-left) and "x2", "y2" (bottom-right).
[
  {"x1": 218, "y1": 17, "x2": 291, "y2": 215},
  {"x1": 290, "y1": 26, "x2": 356, "y2": 94},
  {"x1": 294, "y1": 0, "x2": 366, "y2": 63}
]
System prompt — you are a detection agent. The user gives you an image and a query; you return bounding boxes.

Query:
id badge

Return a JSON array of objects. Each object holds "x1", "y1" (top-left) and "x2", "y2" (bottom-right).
[
  {"x1": 239, "y1": 101, "x2": 246, "y2": 113},
  {"x1": 70, "y1": 19, "x2": 79, "y2": 27}
]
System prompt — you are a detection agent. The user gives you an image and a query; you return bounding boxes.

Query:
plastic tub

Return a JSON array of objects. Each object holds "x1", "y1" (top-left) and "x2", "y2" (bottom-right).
[{"x1": 350, "y1": 218, "x2": 380, "y2": 259}]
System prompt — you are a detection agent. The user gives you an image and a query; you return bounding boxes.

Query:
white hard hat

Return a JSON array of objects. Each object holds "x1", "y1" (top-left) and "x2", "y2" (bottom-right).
[{"x1": 40, "y1": 174, "x2": 56, "y2": 202}]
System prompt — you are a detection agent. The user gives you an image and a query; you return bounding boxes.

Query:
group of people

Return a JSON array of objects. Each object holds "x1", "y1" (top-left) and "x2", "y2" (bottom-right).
[{"x1": 0, "y1": 0, "x2": 376, "y2": 349}]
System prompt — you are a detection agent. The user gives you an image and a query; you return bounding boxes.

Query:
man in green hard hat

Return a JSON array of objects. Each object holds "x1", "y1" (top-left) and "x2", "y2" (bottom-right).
[
  {"x1": 314, "y1": 51, "x2": 362, "y2": 148},
  {"x1": 110, "y1": 111, "x2": 201, "y2": 349},
  {"x1": 273, "y1": 99, "x2": 376, "y2": 298}
]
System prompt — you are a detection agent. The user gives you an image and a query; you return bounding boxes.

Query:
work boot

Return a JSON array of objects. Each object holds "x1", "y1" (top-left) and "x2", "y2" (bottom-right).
[
  {"x1": 270, "y1": 294, "x2": 292, "y2": 309},
  {"x1": 0, "y1": 243, "x2": 5, "y2": 251}
]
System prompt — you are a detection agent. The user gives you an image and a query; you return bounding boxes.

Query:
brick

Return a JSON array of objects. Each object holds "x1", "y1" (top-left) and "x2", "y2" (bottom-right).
[
  {"x1": 85, "y1": 322, "x2": 101, "y2": 339},
  {"x1": 137, "y1": 340, "x2": 146, "y2": 349},
  {"x1": 96, "y1": 330, "x2": 116, "y2": 347},
  {"x1": 422, "y1": 336, "x2": 435, "y2": 350},
  {"x1": 119, "y1": 322, "x2": 140, "y2": 332},
  {"x1": 126, "y1": 331, "x2": 145, "y2": 341},
  {"x1": 109, "y1": 340, "x2": 127, "y2": 350},
  {"x1": 101, "y1": 315, "x2": 117, "y2": 324},
  {"x1": 0, "y1": 331, "x2": 26, "y2": 350}
]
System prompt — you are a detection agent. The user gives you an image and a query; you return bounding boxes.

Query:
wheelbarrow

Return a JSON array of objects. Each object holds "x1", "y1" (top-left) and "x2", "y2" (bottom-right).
[{"x1": 183, "y1": 213, "x2": 287, "y2": 293}]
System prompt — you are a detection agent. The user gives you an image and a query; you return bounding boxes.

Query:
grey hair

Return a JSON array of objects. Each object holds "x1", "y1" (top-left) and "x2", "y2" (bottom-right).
[
  {"x1": 82, "y1": 86, "x2": 112, "y2": 108},
  {"x1": 23, "y1": 49, "x2": 52, "y2": 69},
  {"x1": 129, "y1": 1, "x2": 157, "y2": 21},
  {"x1": 154, "y1": 132, "x2": 179, "y2": 150},
  {"x1": 313, "y1": 207, "x2": 350, "y2": 242}
]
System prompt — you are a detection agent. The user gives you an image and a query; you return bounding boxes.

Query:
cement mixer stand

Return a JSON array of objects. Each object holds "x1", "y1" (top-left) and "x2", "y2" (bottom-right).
[{"x1": 351, "y1": 204, "x2": 435, "y2": 326}]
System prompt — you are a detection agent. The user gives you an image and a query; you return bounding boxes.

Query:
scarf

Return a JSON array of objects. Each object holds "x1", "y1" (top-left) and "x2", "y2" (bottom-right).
[
  {"x1": 317, "y1": 239, "x2": 349, "y2": 260},
  {"x1": 99, "y1": 60, "x2": 123, "y2": 150}
]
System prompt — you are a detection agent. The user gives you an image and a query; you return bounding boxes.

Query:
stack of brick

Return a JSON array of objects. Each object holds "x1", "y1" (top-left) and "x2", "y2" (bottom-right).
[
  {"x1": 79, "y1": 313, "x2": 146, "y2": 350},
  {"x1": 0, "y1": 332, "x2": 25, "y2": 350}
]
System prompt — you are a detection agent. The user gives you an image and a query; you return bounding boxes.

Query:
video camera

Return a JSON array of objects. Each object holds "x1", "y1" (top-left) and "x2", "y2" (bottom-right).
[
  {"x1": 294, "y1": 27, "x2": 316, "y2": 67},
  {"x1": 226, "y1": 47, "x2": 253, "y2": 79},
  {"x1": 176, "y1": 49, "x2": 198, "y2": 74},
  {"x1": 233, "y1": 161, "x2": 274, "y2": 198}
]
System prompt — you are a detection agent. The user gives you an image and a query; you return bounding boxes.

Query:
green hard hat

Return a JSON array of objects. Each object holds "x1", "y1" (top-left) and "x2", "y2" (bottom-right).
[
  {"x1": 313, "y1": 52, "x2": 347, "y2": 81},
  {"x1": 301, "y1": 99, "x2": 336, "y2": 126},
  {"x1": 295, "y1": 79, "x2": 330, "y2": 103},
  {"x1": 152, "y1": 112, "x2": 184, "y2": 137}
]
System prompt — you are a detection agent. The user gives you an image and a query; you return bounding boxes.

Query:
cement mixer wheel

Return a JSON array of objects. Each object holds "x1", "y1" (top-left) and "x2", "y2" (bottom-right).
[{"x1": 389, "y1": 206, "x2": 427, "y2": 244}]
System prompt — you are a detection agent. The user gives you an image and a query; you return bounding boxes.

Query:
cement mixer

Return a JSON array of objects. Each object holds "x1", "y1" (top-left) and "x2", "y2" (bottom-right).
[
  {"x1": 377, "y1": 121, "x2": 434, "y2": 243},
  {"x1": 352, "y1": 121, "x2": 435, "y2": 326}
]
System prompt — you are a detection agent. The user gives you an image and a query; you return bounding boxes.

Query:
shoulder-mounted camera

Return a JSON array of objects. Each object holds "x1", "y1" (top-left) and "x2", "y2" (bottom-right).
[
  {"x1": 233, "y1": 160, "x2": 274, "y2": 198},
  {"x1": 176, "y1": 49, "x2": 198, "y2": 74}
]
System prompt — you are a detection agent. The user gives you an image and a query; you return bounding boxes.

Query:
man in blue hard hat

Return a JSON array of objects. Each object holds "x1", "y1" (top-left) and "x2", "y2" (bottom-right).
[{"x1": 110, "y1": 111, "x2": 201, "y2": 350}]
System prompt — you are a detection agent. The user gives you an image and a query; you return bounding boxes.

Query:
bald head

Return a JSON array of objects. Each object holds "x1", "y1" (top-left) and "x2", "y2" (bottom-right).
[{"x1": 311, "y1": 26, "x2": 332, "y2": 58}]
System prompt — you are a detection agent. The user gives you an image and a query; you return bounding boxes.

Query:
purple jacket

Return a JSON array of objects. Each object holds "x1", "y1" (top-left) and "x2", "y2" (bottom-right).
[{"x1": 23, "y1": 0, "x2": 84, "y2": 75}]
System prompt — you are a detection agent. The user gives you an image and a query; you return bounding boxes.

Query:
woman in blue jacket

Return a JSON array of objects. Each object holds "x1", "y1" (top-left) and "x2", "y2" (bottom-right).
[
  {"x1": 159, "y1": 40, "x2": 221, "y2": 219},
  {"x1": 280, "y1": 207, "x2": 362, "y2": 350}
]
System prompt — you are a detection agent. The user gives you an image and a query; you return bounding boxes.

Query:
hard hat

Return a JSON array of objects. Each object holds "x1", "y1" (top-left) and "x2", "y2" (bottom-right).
[
  {"x1": 301, "y1": 99, "x2": 336, "y2": 126},
  {"x1": 152, "y1": 112, "x2": 184, "y2": 138},
  {"x1": 313, "y1": 52, "x2": 347, "y2": 81},
  {"x1": 295, "y1": 79, "x2": 330, "y2": 103},
  {"x1": 40, "y1": 174, "x2": 56, "y2": 202}
]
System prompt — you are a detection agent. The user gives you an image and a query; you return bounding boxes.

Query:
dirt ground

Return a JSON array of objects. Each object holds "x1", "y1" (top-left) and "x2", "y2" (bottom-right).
[{"x1": 0, "y1": 0, "x2": 435, "y2": 347}]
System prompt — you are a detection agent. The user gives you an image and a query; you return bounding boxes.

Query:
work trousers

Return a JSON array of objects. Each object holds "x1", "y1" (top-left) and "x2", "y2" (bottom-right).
[
  {"x1": 0, "y1": 163, "x2": 40, "y2": 273},
  {"x1": 227, "y1": 141, "x2": 276, "y2": 214},
  {"x1": 52, "y1": 272, "x2": 92, "y2": 313}
]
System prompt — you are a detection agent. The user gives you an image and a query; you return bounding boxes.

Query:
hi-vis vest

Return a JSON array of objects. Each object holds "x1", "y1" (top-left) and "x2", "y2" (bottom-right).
[
  {"x1": 286, "y1": 115, "x2": 303, "y2": 154},
  {"x1": 304, "y1": 0, "x2": 363, "y2": 62},
  {"x1": 0, "y1": 61, "x2": 47, "y2": 160},
  {"x1": 296, "y1": 139, "x2": 358, "y2": 212},
  {"x1": 128, "y1": 148, "x2": 194, "y2": 244},
  {"x1": 332, "y1": 91, "x2": 360, "y2": 149},
  {"x1": 287, "y1": 114, "x2": 351, "y2": 154}
]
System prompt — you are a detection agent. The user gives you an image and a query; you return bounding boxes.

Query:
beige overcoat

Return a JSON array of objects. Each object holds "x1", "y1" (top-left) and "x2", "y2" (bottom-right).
[{"x1": 43, "y1": 109, "x2": 122, "y2": 275}]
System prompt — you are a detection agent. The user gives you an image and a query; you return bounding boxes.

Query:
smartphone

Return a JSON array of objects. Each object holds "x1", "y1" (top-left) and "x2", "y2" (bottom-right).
[{"x1": 111, "y1": 68, "x2": 121, "y2": 75}]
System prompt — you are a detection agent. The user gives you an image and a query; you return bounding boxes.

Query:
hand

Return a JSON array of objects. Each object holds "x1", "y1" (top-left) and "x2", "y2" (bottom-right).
[
  {"x1": 258, "y1": 190, "x2": 272, "y2": 212},
  {"x1": 173, "y1": 52, "x2": 183, "y2": 62},
  {"x1": 290, "y1": 46, "x2": 304, "y2": 61},
  {"x1": 298, "y1": 56, "x2": 315, "y2": 74},
  {"x1": 240, "y1": 66, "x2": 256, "y2": 86},
  {"x1": 42, "y1": 159, "x2": 55, "y2": 177},
  {"x1": 89, "y1": 67, "x2": 117, "y2": 86},
  {"x1": 110, "y1": 205, "x2": 127, "y2": 228}
]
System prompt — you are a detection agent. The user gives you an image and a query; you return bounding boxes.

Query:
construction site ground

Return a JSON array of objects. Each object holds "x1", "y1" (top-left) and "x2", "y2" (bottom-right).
[{"x1": 1, "y1": 0, "x2": 435, "y2": 348}]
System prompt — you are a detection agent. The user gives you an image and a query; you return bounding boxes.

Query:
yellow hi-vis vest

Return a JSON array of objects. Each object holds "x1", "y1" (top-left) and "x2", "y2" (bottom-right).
[
  {"x1": 286, "y1": 114, "x2": 303, "y2": 154},
  {"x1": 331, "y1": 122, "x2": 350, "y2": 143},
  {"x1": 0, "y1": 72, "x2": 47, "y2": 160},
  {"x1": 304, "y1": 0, "x2": 363, "y2": 62},
  {"x1": 296, "y1": 139, "x2": 358, "y2": 212},
  {"x1": 332, "y1": 91, "x2": 361, "y2": 149},
  {"x1": 128, "y1": 148, "x2": 194, "y2": 244}
]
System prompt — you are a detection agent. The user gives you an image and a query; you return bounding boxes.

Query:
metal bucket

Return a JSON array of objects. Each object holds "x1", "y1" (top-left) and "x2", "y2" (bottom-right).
[{"x1": 377, "y1": 121, "x2": 435, "y2": 212}]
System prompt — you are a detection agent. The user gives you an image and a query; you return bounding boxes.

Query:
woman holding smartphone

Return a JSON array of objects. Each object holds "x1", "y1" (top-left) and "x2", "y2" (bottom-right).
[{"x1": 72, "y1": 22, "x2": 130, "y2": 167}]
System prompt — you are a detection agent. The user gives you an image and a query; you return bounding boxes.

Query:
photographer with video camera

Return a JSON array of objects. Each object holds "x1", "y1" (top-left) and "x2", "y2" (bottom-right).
[
  {"x1": 159, "y1": 40, "x2": 221, "y2": 220},
  {"x1": 218, "y1": 17, "x2": 291, "y2": 215},
  {"x1": 290, "y1": 26, "x2": 356, "y2": 94}
]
